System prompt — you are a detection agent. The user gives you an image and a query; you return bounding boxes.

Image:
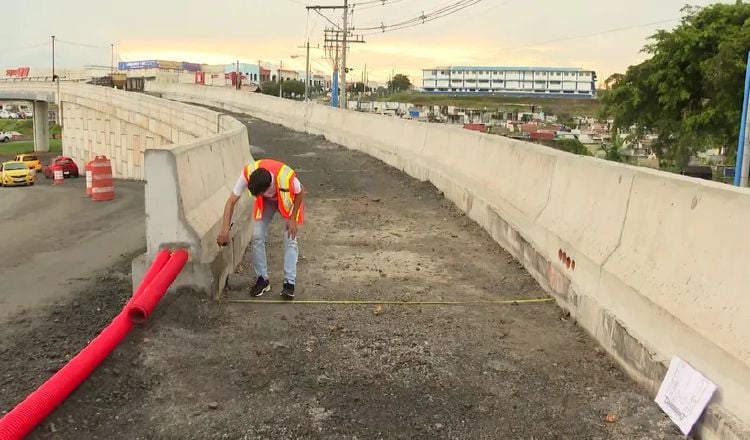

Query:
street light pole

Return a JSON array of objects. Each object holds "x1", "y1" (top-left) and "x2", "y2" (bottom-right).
[
  {"x1": 305, "y1": 41, "x2": 311, "y2": 101},
  {"x1": 110, "y1": 43, "x2": 114, "y2": 75},
  {"x1": 51, "y1": 35, "x2": 56, "y2": 80}
]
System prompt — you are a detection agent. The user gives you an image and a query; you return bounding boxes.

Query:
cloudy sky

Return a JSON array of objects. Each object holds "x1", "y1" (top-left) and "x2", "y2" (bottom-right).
[{"x1": 0, "y1": 0, "x2": 729, "y2": 84}]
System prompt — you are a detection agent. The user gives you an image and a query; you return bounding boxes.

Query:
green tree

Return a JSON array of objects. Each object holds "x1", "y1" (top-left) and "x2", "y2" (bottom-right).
[
  {"x1": 554, "y1": 138, "x2": 592, "y2": 156},
  {"x1": 387, "y1": 74, "x2": 412, "y2": 92},
  {"x1": 261, "y1": 80, "x2": 305, "y2": 99},
  {"x1": 261, "y1": 81, "x2": 279, "y2": 96},
  {"x1": 349, "y1": 82, "x2": 367, "y2": 93},
  {"x1": 602, "y1": 2, "x2": 750, "y2": 167},
  {"x1": 283, "y1": 80, "x2": 305, "y2": 97},
  {"x1": 601, "y1": 131, "x2": 624, "y2": 162}
]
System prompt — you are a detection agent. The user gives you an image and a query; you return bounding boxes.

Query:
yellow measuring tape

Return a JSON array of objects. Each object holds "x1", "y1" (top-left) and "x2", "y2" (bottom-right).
[{"x1": 227, "y1": 297, "x2": 554, "y2": 305}]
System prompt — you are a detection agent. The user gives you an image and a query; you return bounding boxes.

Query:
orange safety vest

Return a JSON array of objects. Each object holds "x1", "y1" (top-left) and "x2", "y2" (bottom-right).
[{"x1": 243, "y1": 159, "x2": 304, "y2": 224}]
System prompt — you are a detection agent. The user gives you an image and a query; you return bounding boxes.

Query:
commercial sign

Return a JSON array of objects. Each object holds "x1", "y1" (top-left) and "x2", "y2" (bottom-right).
[
  {"x1": 118, "y1": 60, "x2": 158, "y2": 70},
  {"x1": 5, "y1": 67, "x2": 30, "y2": 77},
  {"x1": 157, "y1": 60, "x2": 180, "y2": 70},
  {"x1": 181, "y1": 62, "x2": 201, "y2": 72}
]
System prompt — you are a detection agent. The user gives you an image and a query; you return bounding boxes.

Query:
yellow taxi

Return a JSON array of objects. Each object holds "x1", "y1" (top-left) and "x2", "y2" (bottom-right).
[
  {"x1": 14, "y1": 153, "x2": 42, "y2": 171},
  {"x1": 1, "y1": 161, "x2": 35, "y2": 187}
]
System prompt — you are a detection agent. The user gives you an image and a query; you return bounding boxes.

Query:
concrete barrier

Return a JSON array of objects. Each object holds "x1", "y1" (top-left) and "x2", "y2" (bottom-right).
[
  {"x1": 148, "y1": 83, "x2": 750, "y2": 438},
  {"x1": 133, "y1": 123, "x2": 253, "y2": 297},
  {"x1": 0, "y1": 82, "x2": 254, "y2": 299}
]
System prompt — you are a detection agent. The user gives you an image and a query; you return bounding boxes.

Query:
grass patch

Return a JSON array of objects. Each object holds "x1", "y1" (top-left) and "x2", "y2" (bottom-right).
[
  {"x1": 379, "y1": 92, "x2": 601, "y2": 116},
  {"x1": 0, "y1": 119, "x2": 34, "y2": 136},
  {"x1": 0, "y1": 139, "x2": 62, "y2": 156},
  {"x1": 0, "y1": 120, "x2": 62, "y2": 136}
]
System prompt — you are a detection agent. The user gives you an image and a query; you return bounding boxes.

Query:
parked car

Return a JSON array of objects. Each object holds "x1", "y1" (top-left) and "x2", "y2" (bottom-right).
[
  {"x1": 0, "y1": 132, "x2": 10, "y2": 142},
  {"x1": 0, "y1": 110, "x2": 18, "y2": 119},
  {"x1": 1, "y1": 161, "x2": 35, "y2": 187},
  {"x1": 43, "y1": 156, "x2": 79, "y2": 179},
  {"x1": 19, "y1": 110, "x2": 33, "y2": 119},
  {"x1": 15, "y1": 153, "x2": 42, "y2": 171}
]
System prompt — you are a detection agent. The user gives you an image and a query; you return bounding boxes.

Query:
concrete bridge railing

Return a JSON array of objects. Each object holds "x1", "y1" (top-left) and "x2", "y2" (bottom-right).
[
  {"x1": 0, "y1": 82, "x2": 254, "y2": 298},
  {"x1": 147, "y1": 82, "x2": 749, "y2": 440}
]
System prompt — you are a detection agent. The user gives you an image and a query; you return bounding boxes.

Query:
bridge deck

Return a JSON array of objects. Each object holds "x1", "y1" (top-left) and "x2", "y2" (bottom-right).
[{"x1": 0, "y1": 116, "x2": 681, "y2": 439}]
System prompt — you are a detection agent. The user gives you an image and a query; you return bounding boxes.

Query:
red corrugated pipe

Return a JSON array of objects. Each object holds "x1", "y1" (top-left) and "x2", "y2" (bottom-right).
[
  {"x1": 127, "y1": 249, "x2": 189, "y2": 324},
  {"x1": 0, "y1": 248, "x2": 186, "y2": 440}
]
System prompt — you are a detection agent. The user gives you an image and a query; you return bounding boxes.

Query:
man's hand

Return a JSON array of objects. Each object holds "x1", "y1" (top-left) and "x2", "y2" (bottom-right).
[
  {"x1": 216, "y1": 229, "x2": 230, "y2": 247},
  {"x1": 286, "y1": 219, "x2": 298, "y2": 240}
]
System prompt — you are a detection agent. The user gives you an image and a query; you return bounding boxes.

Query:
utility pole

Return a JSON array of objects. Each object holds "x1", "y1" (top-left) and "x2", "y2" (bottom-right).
[
  {"x1": 236, "y1": 60, "x2": 240, "y2": 90},
  {"x1": 51, "y1": 35, "x2": 56, "y2": 80},
  {"x1": 340, "y1": 0, "x2": 348, "y2": 109},
  {"x1": 309, "y1": 3, "x2": 365, "y2": 108},
  {"x1": 306, "y1": 41, "x2": 311, "y2": 100},
  {"x1": 278, "y1": 60, "x2": 283, "y2": 98},
  {"x1": 110, "y1": 43, "x2": 114, "y2": 75}
]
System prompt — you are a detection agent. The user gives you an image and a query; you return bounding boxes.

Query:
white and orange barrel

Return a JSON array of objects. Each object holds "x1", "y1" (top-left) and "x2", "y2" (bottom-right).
[
  {"x1": 85, "y1": 159, "x2": 93, "y2": 196},
  {"x1": 52, "y1": 165, "x2": 64, "y2": 185},
  {"x1": 90, "y1": 155, "x2": 114, "y2": 201}
]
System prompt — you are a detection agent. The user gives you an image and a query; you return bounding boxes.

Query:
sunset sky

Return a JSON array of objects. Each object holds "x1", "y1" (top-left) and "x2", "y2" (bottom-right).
[{"x1": 1, "y1": 0, "x2": 729, "y2": 84}]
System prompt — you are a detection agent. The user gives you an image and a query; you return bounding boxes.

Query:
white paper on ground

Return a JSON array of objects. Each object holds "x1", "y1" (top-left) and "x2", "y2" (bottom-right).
[{"x1": 655, "y1": 355, "x2": 717, "y2": 435}]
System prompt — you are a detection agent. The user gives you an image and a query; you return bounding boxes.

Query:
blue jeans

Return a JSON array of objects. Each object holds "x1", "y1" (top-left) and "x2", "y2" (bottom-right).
[{"x1": 252, "y1": 202, "x2": 298, "y2": 285}]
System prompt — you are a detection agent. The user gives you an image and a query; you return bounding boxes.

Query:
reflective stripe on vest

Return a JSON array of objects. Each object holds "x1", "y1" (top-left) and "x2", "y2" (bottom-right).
[
  {"x1": 243, "y1": 160, "x2": 262, "y2": 183},
  {"x1": 277, "y1": 164, "x2": 295, "y2": 216}
]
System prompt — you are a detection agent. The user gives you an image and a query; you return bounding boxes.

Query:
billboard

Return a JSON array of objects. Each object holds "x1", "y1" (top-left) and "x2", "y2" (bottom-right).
[
  {"x1": 157, "y1": 60, "x2": 180, "y2": 70},
  {"x1": 5, "y1": 67, "x2": 30, "y2": 77},
  {"x1": 118, "y1": 60, "x2": 158, "y2": 70},
  {"x1": 181, "y1": 62, "x2": 201, "y2": 72},
  {"x1": 118, "y1": 59, "x2": 202, "y2": 71}
]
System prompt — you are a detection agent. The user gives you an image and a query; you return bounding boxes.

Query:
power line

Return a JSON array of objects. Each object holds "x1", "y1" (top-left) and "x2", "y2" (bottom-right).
[
  {"x1": 56, "y1": 39, "x2": 106, "y2": 49},
  {"x1": 351, "y1": 0, "x2": 409, "y2": 12},
  {"x1": 353, "y1": 0, "x2": 481, "y2": 33},
  {"x1": 355, "y1": 0, "x2": 482, "y2": 35},
  {"x1": 311, "y1": 7, "x2": 343, "y2": 30},
  {"x1": 503, "y1": 17, "x2": 680, "y2": 52},
  {"x1": 0, "y1": 41, "x2": 51, "y2": 54},
  {"x1": 354, "y1": 0, "x2": 476, "y2": 29}
]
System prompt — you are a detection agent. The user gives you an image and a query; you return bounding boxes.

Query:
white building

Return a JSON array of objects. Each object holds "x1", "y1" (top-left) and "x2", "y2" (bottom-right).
[{"x1": 422, "y1": 66, "x2": 597, "y2": 97}]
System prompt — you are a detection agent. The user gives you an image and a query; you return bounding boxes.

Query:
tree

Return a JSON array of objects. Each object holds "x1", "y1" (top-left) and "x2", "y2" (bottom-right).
[
  {"x1": 601, "y1": 131, "x2": 624, "y2": 162},
  {"x1": 601, "y1": 2, "x2": 750, "y2": 167},
  {"x1": 283, "y1": 80, "x2": 305, "y2": 97},
  {"x1": 349, "y1": 82, "x2": 367, "y2": 93},
  {"x1": 387, "y1": 74, "x2": 412, "y2": 92},
  {"x1": 555, "y1": 138, "x2": 592, "y2": 156},
  {"x1": 260, "y1": 80, "x2": 305, "y2": 99},
  {"x1": 604, "y1": 73, "x2": 624, "y2": 90},
  {"x1": 261, "y1": 81, "x2": 279, "y2": 96}
]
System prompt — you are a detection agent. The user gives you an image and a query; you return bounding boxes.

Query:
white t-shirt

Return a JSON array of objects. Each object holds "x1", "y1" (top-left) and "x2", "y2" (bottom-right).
[{"x1": 232, "y1": 171, "x2": 302, "y2": 199}]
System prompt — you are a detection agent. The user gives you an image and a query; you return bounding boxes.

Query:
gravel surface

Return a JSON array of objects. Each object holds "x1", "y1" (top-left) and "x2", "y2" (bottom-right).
[{"x1": 0, "y1": 114, "x2": 684, "y2": 439}]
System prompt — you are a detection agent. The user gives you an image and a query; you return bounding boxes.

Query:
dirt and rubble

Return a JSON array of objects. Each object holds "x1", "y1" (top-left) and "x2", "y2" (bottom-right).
[{"x1": 0, "y1": 115, "x2": 684, "y2": 439}]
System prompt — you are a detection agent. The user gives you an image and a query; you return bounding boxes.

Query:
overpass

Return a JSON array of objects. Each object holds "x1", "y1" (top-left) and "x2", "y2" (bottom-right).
[
  {"x1": 0, "y1": 81, "x2": 747, "y2": 439},
  {"x1": 0, "y1": 88, "x2": 55, "y2": 152}
]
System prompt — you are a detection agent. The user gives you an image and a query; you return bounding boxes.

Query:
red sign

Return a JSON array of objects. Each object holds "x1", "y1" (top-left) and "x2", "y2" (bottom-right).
[{"x1": 5, "y1": 67, "x2": 30, "y2": 77}]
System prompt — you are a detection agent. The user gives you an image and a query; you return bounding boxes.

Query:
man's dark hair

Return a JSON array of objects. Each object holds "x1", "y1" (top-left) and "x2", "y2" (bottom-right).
[{"x1": 248, "y1": 168, "x2": 272, "y2": 196}]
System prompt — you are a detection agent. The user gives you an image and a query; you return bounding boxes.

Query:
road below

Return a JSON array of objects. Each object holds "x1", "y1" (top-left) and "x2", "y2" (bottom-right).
[{"x1": 0, "y1": 175, "x2": 145, "y2": 323}]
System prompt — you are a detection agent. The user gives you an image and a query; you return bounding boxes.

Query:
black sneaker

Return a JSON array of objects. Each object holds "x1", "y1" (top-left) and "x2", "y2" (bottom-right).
[
  {"x1": 249, "y1": 277, "x2": 270, "y2": 297},
  {"x1": 280, "y1": 282, "x2": 295, "y2": 300}
]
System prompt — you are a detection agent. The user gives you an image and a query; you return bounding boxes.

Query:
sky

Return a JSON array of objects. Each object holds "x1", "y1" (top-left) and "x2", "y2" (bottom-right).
[{"x1": 0, "y1": 0, "x2": 731, "y2": 85}]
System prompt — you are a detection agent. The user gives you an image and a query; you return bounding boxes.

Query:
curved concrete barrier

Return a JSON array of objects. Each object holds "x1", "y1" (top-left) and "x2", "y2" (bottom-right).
[
  {"x1": 0, "y1": 82, "x2": 254, "y2": 298},
  {"x1": 149, "y1": 82, "x2": 749, "y2": 439}
]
